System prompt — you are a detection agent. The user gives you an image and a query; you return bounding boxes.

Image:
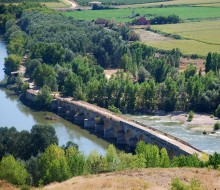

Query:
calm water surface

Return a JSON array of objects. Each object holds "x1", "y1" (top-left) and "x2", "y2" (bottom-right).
[{"x1": 0, "y1": 38, "x2": 109, "y2": 155}]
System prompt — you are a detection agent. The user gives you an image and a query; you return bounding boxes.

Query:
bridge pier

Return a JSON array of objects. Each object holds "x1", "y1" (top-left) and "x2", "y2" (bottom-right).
[
  {"x1": 128, "y1": 137, "x2": 139, "y2": 148},
  {"x1": 66, "y1": 110, "x2": 75, "y2": 121},
  {"x1": 51, "y1": 100, "x2": 58, "y2": 112},
  {"x1": 117, "y1": 130, "x2": 126, "y2": 144},
  {"x1": 95, "y1": 124, "x2": 104, "y2": 134},
  {"x1": 57, "y1": 107, "x2": 67, "y2": 117},
  {"x1": 84, "y1": 118, "x2": 95, "y2": 129},
  {"x1": 104, "y1": 127, "x2": 115, "y2": 138},
  {"x1": 74, "y1": 115, "x2": 85, "y2": 126}
]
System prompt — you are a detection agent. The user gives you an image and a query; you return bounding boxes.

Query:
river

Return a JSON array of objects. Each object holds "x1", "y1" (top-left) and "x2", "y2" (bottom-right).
[
  {"x1": 129, "y1": 115, "x2": 220, "y2": 154},
  {"x1": 0, "y1": 38, "x2": 109, "y2": 155}
]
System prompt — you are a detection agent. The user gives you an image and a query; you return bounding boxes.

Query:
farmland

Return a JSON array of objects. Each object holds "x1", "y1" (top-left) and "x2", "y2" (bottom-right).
[
  {"x1": 151, "y1": 20, "x2": 220, "y2": 45},
  {"x1": 64, "y1": 6, "x2": 220, "y2": 23},
  {"x1": 147, "y1": 39, "x2": 220, "y2": 56},
  {"x1": 115, "y1": 0, "x2": 220, "y2": 8},
  {"x1": 75, "y1": 0, "x2": 169, "y2": 6},
  {"x1": 41, "y1": 1, "x2": 71, "y2": 8},
  {"x1": 63, "y1": 3, "x2": 220, "y2": 56}
]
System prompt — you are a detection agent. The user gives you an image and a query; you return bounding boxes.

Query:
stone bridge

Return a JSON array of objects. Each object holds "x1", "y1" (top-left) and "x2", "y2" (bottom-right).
[{"x1": 26, "y1": 89, "x2": 204, "y2": 158}]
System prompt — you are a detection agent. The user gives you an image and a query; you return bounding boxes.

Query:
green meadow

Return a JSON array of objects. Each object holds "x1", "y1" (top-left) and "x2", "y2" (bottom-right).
[{"x1": 64, "y1": 6, "x2": 220, "y2": 22}]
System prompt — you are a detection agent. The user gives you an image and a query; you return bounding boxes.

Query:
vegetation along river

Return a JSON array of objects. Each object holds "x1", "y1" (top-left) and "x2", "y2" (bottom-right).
[
  {"x1": 1, "y1": 37, "x2": 219, "y2": 155},
  {"x1": 0, "y1": 38, "x2": 109, "y2": 155}
]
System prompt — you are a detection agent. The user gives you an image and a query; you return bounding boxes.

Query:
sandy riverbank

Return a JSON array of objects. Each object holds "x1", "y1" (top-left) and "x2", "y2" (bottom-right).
[{"x1": 168, "y1": 111, "x2": 220, "y2": 132}]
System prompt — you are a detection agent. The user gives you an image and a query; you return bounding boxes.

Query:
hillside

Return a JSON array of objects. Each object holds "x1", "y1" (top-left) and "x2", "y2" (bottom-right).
[{"x1": 38, "y1": 168, "x2": 220, "y2": 190}]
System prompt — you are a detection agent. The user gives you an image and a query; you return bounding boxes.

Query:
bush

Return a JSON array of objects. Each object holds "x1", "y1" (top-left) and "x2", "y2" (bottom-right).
[
  {"x1": 108, "y1": 105, "x2": 122, "y2": 114},
  {"x1": 187, "y1": 110, "x2": 194, "y2": 122},
  {"x1": 0, "y1": 155, "x2": 29, "y2": 186},
  {"x1": 214, "y1": 122, "x2": 220, "y2": 131},
  {"x1": 215, "y1": 104, "x2": 220, "y2": 118},
  {"x1": 171, "y1": 178, "x2": 205, "y2": 190}
]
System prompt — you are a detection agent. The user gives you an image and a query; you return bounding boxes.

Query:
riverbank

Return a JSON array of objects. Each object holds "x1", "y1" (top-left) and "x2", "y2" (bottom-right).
[{"x1": 167, "y1": 111, "x2": 220, "y2": 133}]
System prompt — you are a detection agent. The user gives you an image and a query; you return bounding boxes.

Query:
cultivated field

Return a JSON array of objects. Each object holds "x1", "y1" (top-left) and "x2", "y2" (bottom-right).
[
  {"x1": 147, "y1": 39, "x2": 220, "y2": 56},
  {"x1": 41, "y1": 1, "x2": 71, "y2": 8},
  {"x1": 64, "y1": 6, "x2": 220, "y2": 22},
  {"x1": 142, "y1": 20, "x2": 220, "y2": 55},
  {"x1": 115, "y1": 0, "x2": 220, "y2": 8},
  {"x1": 75, "y1": 0, "x2": 168, "y2": 6}
]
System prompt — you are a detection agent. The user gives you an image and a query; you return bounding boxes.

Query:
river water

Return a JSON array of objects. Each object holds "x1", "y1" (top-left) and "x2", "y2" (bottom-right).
[
  {"x1": 128, "y1": 115, "x2": 220, "y2": 154},
  {"x1": 0, "y1": 38, "x2": 109, "y2": 155}
]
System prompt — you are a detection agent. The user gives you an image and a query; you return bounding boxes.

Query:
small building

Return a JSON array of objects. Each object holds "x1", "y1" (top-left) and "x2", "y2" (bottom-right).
[
  {"x1": 95, "y1": 18, "x2": 109, "y2": 25},
  {"x1": 89, "y1": 1, "x2": 102, "y2": 5},
  {"x1": 135, "y1": 17, "x2": 150, "y2": 25}
]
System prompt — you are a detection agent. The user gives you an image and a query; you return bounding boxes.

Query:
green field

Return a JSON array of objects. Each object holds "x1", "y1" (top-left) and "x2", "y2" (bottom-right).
[
  {"x1": 139, "y1": 20, "x2": 220, "y2": 56},
  {"x1": 64, "y1": 6, "x2": 220, "y2": 22},
  {"x1": 115, "y1": 0, "x2": 220, "y2": 8},
  {"x1": 151, "y1": 20, "x2": 220, "y2": 45},
  {"x1": 41, "y1": 0, "x2": 71, "y2": 8},
  {"x1": 147, "y1": 39, "x2": 220, "y2": 56},
  {"x1": 75, "y1": 0, "x2": 168, "y2": 6}
]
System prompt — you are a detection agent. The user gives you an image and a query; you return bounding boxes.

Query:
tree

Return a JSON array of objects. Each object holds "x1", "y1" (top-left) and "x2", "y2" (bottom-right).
[
  {"x1": 4, "y1": 54, "x2": 21, "y2": 74},
  {"x1": 138, "y1": 66, "x2": 150, "y2": 83},
  {"x1": 65, "y1": 147, "x2": 85, "y2": 176},
  {"x1": 30, "y1": 124, "x2": 58, "y2": 157},
  {"x1": 0, "y1": 155, "x2": 29, "y2": 186},
  {"x1": 184, "y1": 63, "x2": 196, "y2": 79},
  {"x1": 35, "y1": 85, "x2": 53, "y2": 109},
  {"x1": 205, "y1": 52, "x2": 212, "y2": 73},
  {"x1": 86, "y1": 150, "x2": 108, "y2": 174},
  {"x1": 105, "y1": 144, "x2": 119, "y2": 171},
  {"x1": 38, "y1": 144, "x2": 70, "y2": 185},
  {"x1": 215, "y1": 104, "x2": 220, "y2": 118},
  {"x1": 160, "y1": 148, "x2": 170, "y2": 168}
]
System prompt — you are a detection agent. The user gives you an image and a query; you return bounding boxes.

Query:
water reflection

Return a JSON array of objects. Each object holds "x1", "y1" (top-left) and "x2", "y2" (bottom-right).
[{"x1": 0, "y1": 39, "x2": 109, "y2": 155}]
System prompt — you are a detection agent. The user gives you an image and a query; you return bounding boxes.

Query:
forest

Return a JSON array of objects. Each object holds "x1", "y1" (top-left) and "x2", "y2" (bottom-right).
[
  {"x1": 0, "y1": 0, "x2": 58, "y2": 2},
  {"x1": 1, "y1": 125, "x2": 220, "y2": 188},
  {"x1": 0, "y1": 3, "x2": 220, "y2": 115}
]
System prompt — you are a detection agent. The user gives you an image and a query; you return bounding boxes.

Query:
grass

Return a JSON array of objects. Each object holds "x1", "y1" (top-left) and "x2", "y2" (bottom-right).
[
  {"x1": 3, "y1": 0, "x2": 71, "y2": 8},
  {"x1": 64, "y1": 6, "x2": 220, "y2": 22},
  {"x1": 151, "y1": 20, "x2": 220, "y2": 45},
  {"x1": 75, "y1": 0, "x2": 168, "y2": 6},
  {"x1": 41, "y1": 1, "x2": 71, "y2": 8},
  {"x1": 136, "y1": 20, "x2": 220, "y2": 56},
  {"x1": 195, "y1": 2, "x2": 220, "y2": 7},
  {"x1": 115, "y1": 0, "x2": 220, "y2": 8},
  {"x1": 147, "y1": 39, "x2": 220, "y2": 56}
]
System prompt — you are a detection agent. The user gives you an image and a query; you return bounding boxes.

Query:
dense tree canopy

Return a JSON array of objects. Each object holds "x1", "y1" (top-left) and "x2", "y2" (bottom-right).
[
  {"x1": 2, "y1": 3, "x2": 220, "y2": 114},
  {"x1": 0, "y1": 125, "x2": 58, "y2": 160}
]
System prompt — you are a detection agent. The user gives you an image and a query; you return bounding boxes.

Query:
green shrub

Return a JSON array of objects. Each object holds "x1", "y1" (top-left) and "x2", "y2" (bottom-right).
[
  {"x1": 171, "y1": 178, "x2": 206, "y2": 190},
  {"x1": 214, "y1": 122, "x2": 220, "y2": 131},
  {"x1": 215, "y1": 104, "x2": 220, "y2": 118},
  {"x1": 0, "y1": 155, "x2": 29, "y2": 186},
  {"x1": 108, "y1": 105, "x2": 122, "y2": 114},
  {"x1": 187, "y1": 110, "x2": 194, "y2": 122}
]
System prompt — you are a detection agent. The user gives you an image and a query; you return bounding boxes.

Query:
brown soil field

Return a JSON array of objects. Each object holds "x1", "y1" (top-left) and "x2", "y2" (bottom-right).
[
  {"x1": 179, "y1": 57, "x2": 205, "y2": 73},
  {"x1": 38, "y1": 168, "x2": 220, "y2": 190},
  {"x1": 104, "y1": 69, "x2": 119, "y2": 79}
]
